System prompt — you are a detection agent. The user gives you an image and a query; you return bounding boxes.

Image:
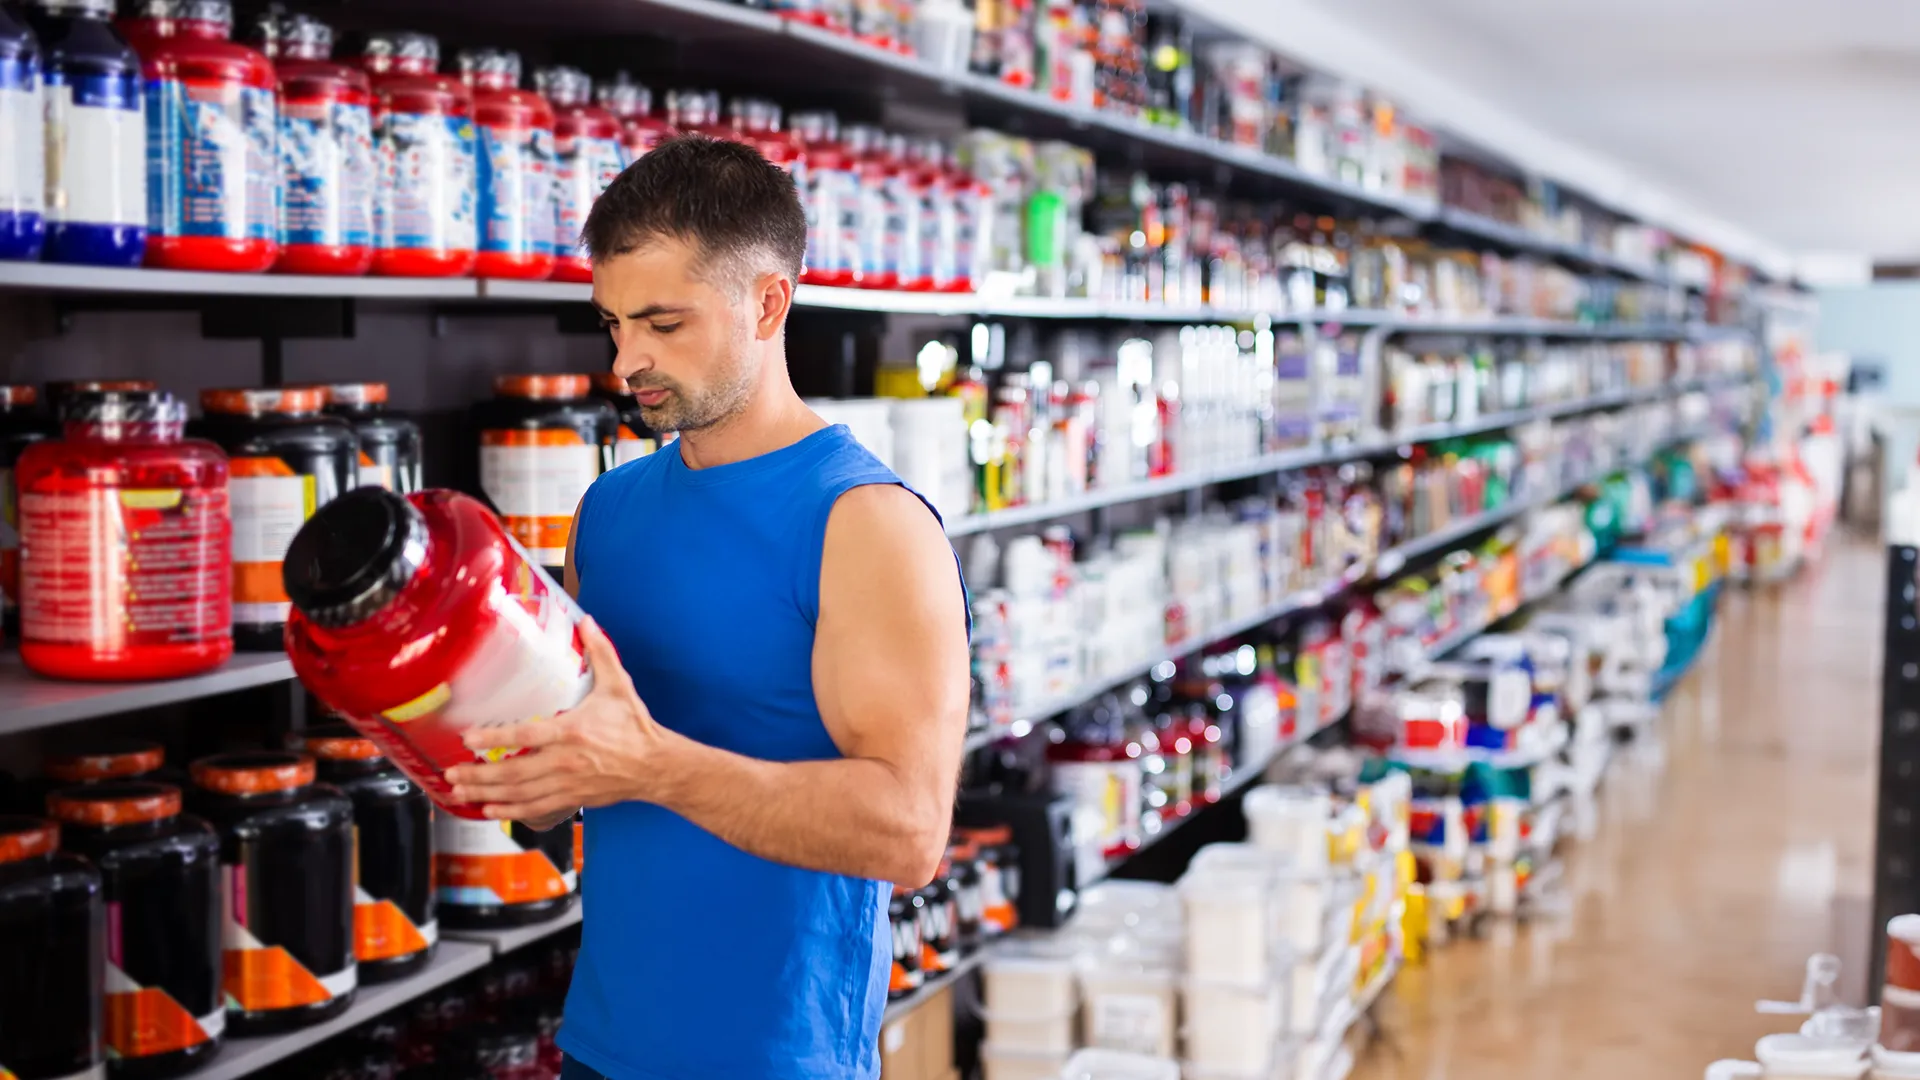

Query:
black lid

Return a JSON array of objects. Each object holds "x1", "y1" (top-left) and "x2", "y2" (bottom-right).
[{"x1": 284, "y1": 488, "x2": 428, "y2": 629}]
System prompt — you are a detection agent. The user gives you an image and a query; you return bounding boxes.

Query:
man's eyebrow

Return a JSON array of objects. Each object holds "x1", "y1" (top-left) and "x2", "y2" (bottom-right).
[{"x1": 589, "y1": 299, "x2": 695, "y2": 321}]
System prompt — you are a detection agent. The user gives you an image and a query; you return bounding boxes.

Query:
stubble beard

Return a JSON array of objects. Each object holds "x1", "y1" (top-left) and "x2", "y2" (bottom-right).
[{"x1": 633, "y1": 348, "x2": 757, "y2": 434}]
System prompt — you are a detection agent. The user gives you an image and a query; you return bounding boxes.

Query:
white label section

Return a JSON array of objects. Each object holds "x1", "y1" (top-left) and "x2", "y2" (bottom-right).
[
  {"x1": 359, "y1": 463, "x2": 395, "y2": 490},
  {"x1": 230, "y1": 474, "x2": 310, "y2": 564},
  {"x1": 1087, "y1": 991, "x2": 1171, "y2": 1056},
  {"x1": 1, "y1": 84, "x2": 44, "y2": 212},
  {"x1": 479, "y1": 442, "x2": 599, "y2": 563},
  {"x1": 44, "y1": 84, "x2": 145, "y2": 227},
  {"x1": 612, "y1": 437, "x2": 657, "y2": 468}
]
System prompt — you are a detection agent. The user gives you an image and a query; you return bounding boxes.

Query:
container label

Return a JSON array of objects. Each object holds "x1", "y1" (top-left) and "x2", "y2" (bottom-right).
[
  {"x1": 1087, "y1": 992, "x2": 1168, "y2": 1056},
  {"x1": 883, "y1": 172, "x2": 920, "y2": 284},
  {"x1": 221, "y1": 866, "x2": 356, "y2": 1012},
  {"x1": 553, "y1": 132, "x2": 623, "y2": 260},
  {"x1": 479, "y1": 429, "x2": 599, "y2": 565},
  {"x1": 280, "y1": 99, "x2": 374, "y2": 250},
  {"x1": 376, "y1": 111, "x2": 477, "y2": 254},
  {"x1": 475, "y1": 122, "x2": 554, "y2": 257},
  {"x1": 228, "y1": 458, "x2": 315, "y2": 626},
  {"x1": 611, "y1": 427, "x2": 658, "y2": 468},
  {"x1": 43, "y1": 70, "x2": 145, "y2": 229},
  {"x1": 854, "y1": 170, "x2": 887, "y2": 278},
  {"x1": 823, "y1": 166, "x2": 862, "y2": 276},
  {"x1": 145, "y1": 79, "x2": 276, "y2": 242},
  {"x1": 922, "y1": 185, "x2": 955, "y2": 290},
  {"x1": 18, "y1": 487, "x2": 230, "y2": 646},
  {"x1": 103, "y1": 961, "x2": 222, "y2": 1060},
  {"x1": 434, "y1": 817, "x2": 576, "y2": 906},
  {"x1": 353, "y1": 892, "x2": 435, "y2": 963},
  {"x1": 357, "y1": 449, "x2": 393, "y2": 491},
  {"x1": 954, "y1": 186, "x2": 988, "y2": 286},
  {"x1": 0, "y1": 56, "x2": 42, "y2": 217}
]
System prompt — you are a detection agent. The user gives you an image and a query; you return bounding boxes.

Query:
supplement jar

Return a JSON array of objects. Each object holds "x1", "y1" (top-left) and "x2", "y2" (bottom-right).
[
  {"x1": 0, "y1": 816, "x2": 103, "y2": 1080},
  {"x1": 535, "y1": 65, "x2": 621, "y2": 284},
  {"x1": 194, "y1": 387, "x2": 357, "y2": 650},
  {"x1": 11, "y1": 738, "x2": 172, "y2": 817},
  {"x1": 305, "y1": 725, "x2": 436, "y2": 983},
  {"x1": 259, "y1": 12, "x2": 374, "y2": 276},
  {"x1": 471, "y1": 374, "x2": 615, "y2": 572},
  {"x1": 138, "y1": 0, "x2": 279, "y2": 273},
  {"x1": 114, "y1": 0, "x2": 173, "y2": 53},
  {"x1": 790, "y1": 111, "x2": 856, "y2": 286},
  {"x1": 188, "y1": 752, "x2": 356, "y2": 1034},
  {"x1": 16, "y1": 390, "x2": 231, "y2": 681},
  {"x1": 588, "y1": 372, "x2": 662, "y2": 469},
  {"x1": 362, "y1": 31, "x2": 476, "y2": 278},
  {"x1": 595, "y1": 72, "x2": 668, "y2": 165},
  {"x1": 281, "y1": 487, "x2": 593, "y2": 821},
  {"x1": 1, "y1": 385, "x2": 55, "y2": 637},
  {"x1": 458, "y1": 48, "x2": 553, "y2": 281},
  {"x1": 322, "y1": 382, "x2": 423, "y2": 494},
  {"x1": 0, "y1": 5, "x2": 44, "y2": 261},
  {"x1": 843, "y1": 124, "x2": 895, "y2": 290},
  {"x1": 49, "y1": 783, "x2": 224, "y2": 1077},
  {"x1": 24, "y1": 0, "x2": 144, "y2": 266}
]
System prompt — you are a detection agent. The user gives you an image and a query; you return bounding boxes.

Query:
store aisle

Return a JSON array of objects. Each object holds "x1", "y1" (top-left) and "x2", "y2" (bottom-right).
[{"x1": 1352, "y1": 533, "x2": 1885, "y2": 1080}]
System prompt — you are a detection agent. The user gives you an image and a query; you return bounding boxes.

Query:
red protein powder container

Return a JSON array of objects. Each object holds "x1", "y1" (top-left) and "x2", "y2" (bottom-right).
[
  {"x1": 15, "y1": 390, "x2": 233, "y2": 681},
  {"x1": 665, "y1": 87, "x2": 729, "y2": 139},
  {"x1": 362, "y1": 32, "x2": 477, "y2": 278},
  {"x1": 595, "y1": 72, "x2": 670, "y2": 165},
  {"x1": 790, "y1": 111, "x2": 856, "y2": 287},
  {"x1": 534, "y1": 66, "x2": 623, "y2": 284},
  {"x1": 138, "y1": 0, "x2": 280, "y2": 273},
  {"x1": 281, "y1": 487, "x2": 593, "y2": 821},
  {"x1": 459, "y1": 48, "x2": 555, "y2": 281},
  {"x1": 258, "y1": 12, "x2": 375, "y2": 276},
  {"x1": 117, "y1": 0, "x2": 177, "y2": 53},
  {"x1": 0, "y1": 385, "x2": 55, "y2": 640},
  {"x1": 187, "y1": 753, "x2": 355, "y2": 1034},
  {"x1": 843, "y1": 124, "x2": 897, "y2": 290},
  {"x1": 905, "y1": 137, "x2": 954, "y2": 292},
  {"x1": 727, "y1": 97, "x2": 802, "y2": 173}
]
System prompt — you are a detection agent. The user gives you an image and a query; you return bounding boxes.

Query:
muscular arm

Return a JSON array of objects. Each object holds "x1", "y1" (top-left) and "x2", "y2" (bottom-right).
[
  {"x1": 450, "y1": 484, "x2": 971, "y2": 886},
  {"x1": 645, "y1": 484, "x2": 970, "y2": 885}
]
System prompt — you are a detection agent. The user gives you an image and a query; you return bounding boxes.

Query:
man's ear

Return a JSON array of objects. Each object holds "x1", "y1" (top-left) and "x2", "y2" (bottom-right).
[{"x1": 755, "y1": 271, "x2": 794, "y2": 341}]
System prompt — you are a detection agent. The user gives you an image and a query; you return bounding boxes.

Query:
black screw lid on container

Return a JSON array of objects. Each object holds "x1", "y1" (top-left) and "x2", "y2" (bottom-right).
[{"x1": 283, "y1": 487, "x2": 428, "y2": 629}]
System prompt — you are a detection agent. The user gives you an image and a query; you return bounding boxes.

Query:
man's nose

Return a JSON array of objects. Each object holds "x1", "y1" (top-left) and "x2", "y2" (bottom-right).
[{"x1": 611, "y1": 336, "x2": 653, "y2": 381}]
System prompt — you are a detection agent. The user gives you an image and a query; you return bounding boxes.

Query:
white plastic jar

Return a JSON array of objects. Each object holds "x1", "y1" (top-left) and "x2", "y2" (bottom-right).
[
  {"x1": 980, "y1": 940, "x2": 1079, "y2": 1053},
  {"x1": 1243, "y1": 785, "x2": 1331, "y2": 871},
  {"x1": 1182, "y1": 979, "x2": 1282, "y2": 1074}
]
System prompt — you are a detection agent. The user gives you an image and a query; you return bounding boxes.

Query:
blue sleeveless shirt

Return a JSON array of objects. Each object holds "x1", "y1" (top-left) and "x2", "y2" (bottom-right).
[{"x1": 561, "y1": 424, "x2": 941, "y2": 1080}]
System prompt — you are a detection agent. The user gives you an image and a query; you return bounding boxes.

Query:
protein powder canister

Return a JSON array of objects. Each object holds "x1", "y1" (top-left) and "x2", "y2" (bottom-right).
[
  {"x1": 49, "y1": 784, "x2": 223, "y2": 1078},
  {"x1": 137, "y1": 0, "x2": 279, "y2": 273},
  {"x1": 458, "y1": 48, "x2": 553, "y2": 280},
  {"x1": 887, "y1": 885, "x2": 924, "y2": 1000},
  {"x1": 0, "y1": 816, "x2": 104, "y2": 1080},
  {"x1": 473, "y1": 375, "x2": 616, "y2": 572},
  {"x1": 305, "y1": 726, "x2": 436, "y2": 983},
  {"x1": 188, "y1": 752, "x2": 355, "y2": 1034},
  {"x1": 0, "y1": 5, "x2": 44, "y2": 261},
  {"x1": 281, "y1": 487, "x2": 592, "y2": 821},
  {"x1": 11, "y1": 739, "x2": 172, "y2": 818},
  {"x1": 321, "y1": 383, "x2": 423, "y2": 494},
  {"x1": 361, "y1": 32, "x2": 477, "y2": 278},
  {"x1": 0, "y1": 385, "x2": 55, "y2": 638},
  {"x1": 535, "y1": 65, "x2": 621, "y2": 284},
  {"x1": 588, "y1": 373, "x2": 663, "y2": 469},
  {"x1": 194, "y1": 387, "x2": 356, "y2": 650},
  {"x1": 24, "y1": 0, "x2": 146, "y2": 267},
  {"x1": 16, "y1": 390, "x2": 232, "y2": 681},
  {"x1": 257, "y1": 12, "x2": 375, "y2": 276}
]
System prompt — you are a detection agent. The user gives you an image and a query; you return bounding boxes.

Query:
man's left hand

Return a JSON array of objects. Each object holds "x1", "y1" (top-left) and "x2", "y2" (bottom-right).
[{"x1": 445, "y1": 617, "x2": 673, "y2": 823}]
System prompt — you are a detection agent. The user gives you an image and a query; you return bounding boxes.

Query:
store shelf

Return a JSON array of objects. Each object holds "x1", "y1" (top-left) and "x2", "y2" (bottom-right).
[
  {"x1": 0, "y1": 261, "x2": 480, "y2": 299},
  {"x1": 1388, "y1": 713, "x2": 1572, "y2": 773},
  {"x1": 1433, "y1": 208, "x2": 1672, "y2": 286},
  {"x1": 192, "y1": 940, "x2": 496, "y2": 1080},
  {"x1": 880, "y1": 946, "x2": 989, "y2": 1025},
  {"x1": 0, "y1": 652, "x2": 296, "y2": 734},
  {"x1": 442, "y1": 904, "x2": 584, "y2": 954}
]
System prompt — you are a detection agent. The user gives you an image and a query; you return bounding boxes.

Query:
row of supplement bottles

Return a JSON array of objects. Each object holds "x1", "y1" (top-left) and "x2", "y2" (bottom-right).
[
  {"x1": 0, "y1": 1, "x2": 641, "y2": 278},
  {"x1": 0, "y1": 738, "x2": 577, "y2": 1080},
  {"x1": 0, "y1": 383, "x2": 421, "y2": 674}
]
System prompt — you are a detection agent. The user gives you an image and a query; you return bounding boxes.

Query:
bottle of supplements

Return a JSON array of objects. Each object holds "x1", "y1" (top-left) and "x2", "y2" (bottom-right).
[
  {"x1": 459, "y1": 48, "x2": 554, "y2": 281},
  {"x1": 361, "y1": 31, "x2": 477, "y2": 278},
  {"x1": 535, "y1": 65, "x2": 621, "y2": 284},
  {"x1": 258, "y1": 12, "x2": 375, "y2": 276},
  {"x1": 0, "y1": 816, "x2": 104, "y2": 1080},
  {"x1": 24, "y1": 0, "x2": 145, "y2": 266},
  {"x1": 0, "y1": 6, "x2": 44, "y2": 261}
]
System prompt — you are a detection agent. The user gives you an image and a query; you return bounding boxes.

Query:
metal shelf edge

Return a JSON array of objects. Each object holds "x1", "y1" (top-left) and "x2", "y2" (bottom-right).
[
  {"x1": 442, "y1": 904, "x2": 584, "y2": 954},
  {"x1": 0, "y1": 653, "x2": 298, "y2": 734}
]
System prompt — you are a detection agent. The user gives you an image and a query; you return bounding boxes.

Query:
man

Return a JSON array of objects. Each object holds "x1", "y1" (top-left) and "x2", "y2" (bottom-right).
[{"x1": 444, "y1": 135, "x2": 971, "y2": 1079}]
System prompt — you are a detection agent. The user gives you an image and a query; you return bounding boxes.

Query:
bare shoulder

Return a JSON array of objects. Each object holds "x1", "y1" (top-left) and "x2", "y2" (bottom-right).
[{"x1": 820, "y1": 484, "x2": 959, "y2": 608}]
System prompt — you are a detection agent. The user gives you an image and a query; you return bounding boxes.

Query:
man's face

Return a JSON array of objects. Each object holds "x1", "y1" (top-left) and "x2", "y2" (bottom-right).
[{"x1": 591, "y1": 237, "x2": 759, "y2": 434}]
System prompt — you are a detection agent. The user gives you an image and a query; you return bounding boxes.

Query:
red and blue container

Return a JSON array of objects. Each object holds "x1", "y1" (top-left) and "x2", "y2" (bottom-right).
[
  {"x1": 459, "y1": 49, "x2": 553, "y2": 280},
  {"x1": 596, "y1": 72, "x2": 670, "y2": 166},
  {"x1": 25, "y1": 0, "x2": 145, "y2": 266},
  {"x1": 137, "y1": 0, "x2": 278, "y2": 273},
  {"x1": 535, "y1": 65, "x2": 621, "y2": 284},
  {"x1": 259, "y1": 12, "x2": 373, "y2": 275},
  {"x1": 0, "y1": 6, "x2": 44, "y2": 261},
  {"x1": 362, "y1": 32, "x2": 476, "y2": 278}
]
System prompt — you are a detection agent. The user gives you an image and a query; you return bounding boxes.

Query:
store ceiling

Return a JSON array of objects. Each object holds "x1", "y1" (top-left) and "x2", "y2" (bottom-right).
[{"x1": 1287, "y1": 0, "x2": 1920, "y2": 263}]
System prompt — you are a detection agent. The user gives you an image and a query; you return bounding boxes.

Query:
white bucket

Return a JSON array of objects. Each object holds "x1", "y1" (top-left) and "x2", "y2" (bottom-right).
[
  {"x1": 981, "y1": 944, "x2": 1079, "y2": 1053},
  {"x1": 1183, "y1": 979, "x2": 1283, "y2": 1074},
  {"x1": 1061, "y1": 1047, "x2": 1182, "y2": 1080},
  {"x1": 1243, "y1": 786, "x2": 1330, "y2": 871},
  {"x1": 981, "y1": 1043, "x2": 1072, "y2": 1080},
  {"x1": 1079, "y1": 960, "x2": 1179, "y2": 1059}
]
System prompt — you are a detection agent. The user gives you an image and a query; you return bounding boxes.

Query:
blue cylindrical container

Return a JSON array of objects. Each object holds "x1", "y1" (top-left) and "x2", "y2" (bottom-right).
[
  {"x1": 25, "y1": 0, "x2": 145, "y2": 267},
  {"x1": 0, "y1": 5, "x2": 44, "y2": 260}
]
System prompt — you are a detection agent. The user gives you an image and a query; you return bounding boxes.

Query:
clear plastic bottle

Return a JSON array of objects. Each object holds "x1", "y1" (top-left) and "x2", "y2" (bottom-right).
[
  {"x1": 138, "y1": 0, "x2": 278, "y2": 272},
  {"x1": 790, "y1": 111, "x2": 854, "y2": 287},
  {"x1": 0, "y1": 5, "x2": 44, "y2": 261},
  {"x1": 843, "y1": 123, "x2": 895, "y2": 289},
  {"x1": 14, "y1": 390, "x2": 232, "y2": 681},
  {"x1": 258, "y1": 12, "x2": 373, "y2": 275},
  {"x1": 535, "y1": 65, "x2": 621, "y2": 284},
  {"x1": 459, "y1": 48, "x2": 554, "y2": 280},
  {"x1": 25, "y1": 0, "x2": 144, "y2": 266},
  {"x1": 594, "y1": 71, "x2": 669, "y2": 166},
  {"x1": 361, "y1": 31, "x2": 476, "y2": 278}
]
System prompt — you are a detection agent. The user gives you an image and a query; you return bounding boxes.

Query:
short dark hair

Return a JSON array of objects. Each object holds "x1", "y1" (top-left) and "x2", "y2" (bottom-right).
[{"x1": 581, "y1": 134, "x2": 807, "y2": 290}]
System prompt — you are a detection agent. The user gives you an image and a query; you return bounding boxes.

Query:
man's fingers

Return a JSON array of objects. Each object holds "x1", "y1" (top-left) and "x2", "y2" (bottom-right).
[
  {"x1": 482, "y1": 795, "x2": 579, "y2": 822},
  {"x1": 462, "y1": 717, "x2": 568, "y2": 754},
  {"x1": 445, "y1": 747, "x2": 564, "y2": 791},
  {"x1": 579, "y1": 617, "x2": 630, "y2": 691}
]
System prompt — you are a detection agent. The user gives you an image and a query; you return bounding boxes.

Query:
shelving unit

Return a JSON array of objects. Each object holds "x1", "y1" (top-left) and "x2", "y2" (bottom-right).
[
  {"x1": 443, "y1": 905, "x2": 585, "y2": 955},
  {"x1": 881, "y1": 948, "x2": 990, "y2": 1026},
  {"x1": 0, "y1": 652, "x2": 297, "y2": 734}
]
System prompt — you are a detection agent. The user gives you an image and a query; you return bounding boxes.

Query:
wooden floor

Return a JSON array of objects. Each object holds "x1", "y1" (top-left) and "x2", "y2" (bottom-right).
[{"x1": 1352, "y1": 531, "x2": 1885, "y2": 1080}]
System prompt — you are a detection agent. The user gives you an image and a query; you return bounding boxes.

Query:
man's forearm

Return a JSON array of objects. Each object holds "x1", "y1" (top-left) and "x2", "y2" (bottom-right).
[
  {"x1": 518, "y1": 807, "x2": 578, "y2": 833},
  {"x1": 649, "y1": 735, "x2": 948, "y2": 886}
]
